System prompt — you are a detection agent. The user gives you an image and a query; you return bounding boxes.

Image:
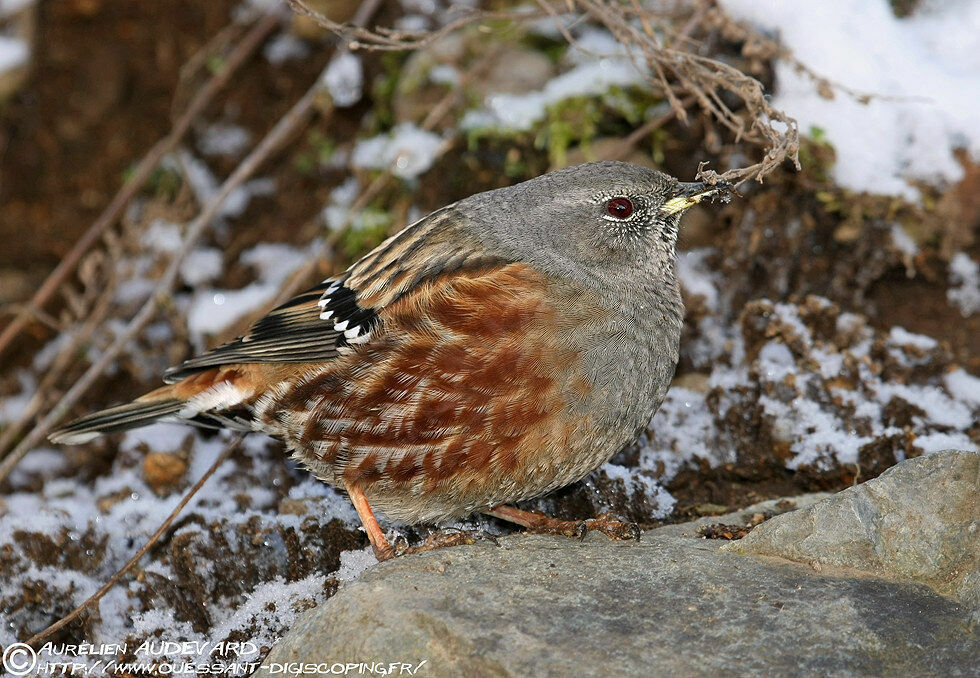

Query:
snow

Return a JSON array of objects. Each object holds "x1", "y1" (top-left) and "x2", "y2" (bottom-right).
[
  {"x1": 395, "y1": 14, "x2": 429, "y2": 32},
  {"x1": 721, "y1": 0, "x2": 980, "y2": 197},
  {"x1": 633, "y1": 291, "x2": 980, "y2": 476},
  {"x1": 185, "y1": 243, "x2": 307, "y2": 338},
  {"x1": 461, "y1": 55, "x2": 644, "y2": 132},
  {"x1": 0, "y1": 35, "x2": 28, "y2": 75},
  {"x1": 947, "y1": 252, "x2": 980, "y2": 316},
  {"x1": 321, "y1": 52, "x2": 364, "y2": 108},
  {"x1": 140, "y1": 220, "x2": 183, "y2": 253},
  {"x1": 429, "y1": 64, "x2": 460, "y2": 86},
  {"x1": 179, "y1": 247, "x2": 224, "y2": 287},
  {"x1": 0, "y1": 413, "x2": 362, "y2": 671},
  {"x1": 179, "y1": 152, "x2": 276, "y2": 219},
  {"x1": 334, "y1": 547, "x2": 378, "y2": 582},
  {"x1": 944, "y1": 369, "x2": 980, "y2": 409},
  {"x1": 198, "y1": 123, "x2": 251, "y2": 158},
  {"x1": 187, "y1": 288, "x2": 273, "y2": 337},
  {"x1": 914, "y1": 432, "x2": 979, "y2": 455},
  {"x1": 0, "y1": 370, "x2": 35, "y2": 423},
  {"x1": 351, "y1": 123, "x2": 446, "y2": 179},
  {"x1": 638, "y1": 387, "x2": 727, "y2": 488},
  {"x1": 889, "y1": 223, "x2": 918, "y2": 257},
  {"x1": 460, "y1": 25, "x2": 646, "y2": 132},
  {"x1": 263, "y1": 32, "x2": 309, "y2": 65},
  {"x1": 322, "y1": 177, "x2": 375, "y2": 231},
  {"x1": 0, "y1": 0, "x2": 34, "y2": 17},
  {"x1": 888, "y1": 326, "x2": 937, "y2": 351},
  {"x1": 675, "y1": 248, "x2": 731, "y2": 367}
]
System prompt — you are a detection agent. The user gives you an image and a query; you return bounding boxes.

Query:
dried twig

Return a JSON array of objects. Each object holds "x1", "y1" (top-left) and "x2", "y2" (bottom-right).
[
  {"x1": 0, "y1": 68, "x2": 322, "y2": 484},
  {"x1": 269, "y1": 49, "x2": 498, "y2": 307},
  {"x1": 24, "y1": 436, "x2": 243, "y2": 648},
  {"x1": 290, "y1": 0, "x2": 805, "y2": 187},
  {"x1": 287, "y1": 0, "x2": 548, "y2": 51},
  {"x1": 600, "y1": 95, "x2": 697, "y2": 161},
  {"x1": 0, "y1": 9, "x2": 282, "y2": 361},
  {"x1": 0, "y1": 285, "x2": 116, "y2": 455}
]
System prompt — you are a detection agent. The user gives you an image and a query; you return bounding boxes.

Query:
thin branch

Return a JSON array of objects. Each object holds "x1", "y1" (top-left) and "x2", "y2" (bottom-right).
[
  {"x1": 269, "y1": 49, "x2": 498, "y2": 308},
  {"x1": 24, "y1": 436, "x2": 243, "y2": 648},
  {"x1": 0, "y1": 284, "x2": 116, "y2": 455},
  {"x1": 0, "y1": 67, "x2": 322, "y2": 484},
  {"x1": 287, "y1": 0, "x2": 550, "y2": 51},
  {"x1": 0, "y1": 9, "x2": 281, "y2": 361},
  {"x1": 600, "y1": 95, "x2": 696, "y2": 162},
  {"x1": 289, "y1": 0, "x2": 806, "y2": 186}
]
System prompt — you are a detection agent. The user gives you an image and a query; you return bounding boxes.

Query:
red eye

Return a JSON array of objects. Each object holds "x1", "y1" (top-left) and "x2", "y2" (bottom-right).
[{"x1": 606, "y1": 197, "x2": 633, "y2": 219}]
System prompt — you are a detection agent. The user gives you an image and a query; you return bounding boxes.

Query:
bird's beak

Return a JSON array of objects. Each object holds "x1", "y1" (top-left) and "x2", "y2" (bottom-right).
[{"x1": 661, "y1": 181, "x2": 732, "y2": 215}]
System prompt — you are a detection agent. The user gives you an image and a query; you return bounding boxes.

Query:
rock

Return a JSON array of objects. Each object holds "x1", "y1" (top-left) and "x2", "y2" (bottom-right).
[
  {"x1": 725, "y1": 449, "x2": 979, "y2": 610},
  {"x1": 261, "y1": 452, "x2": 978, "y2": 677},
  {"x1": 141, "y1": 452, "x2": 187, "y2": 495}
]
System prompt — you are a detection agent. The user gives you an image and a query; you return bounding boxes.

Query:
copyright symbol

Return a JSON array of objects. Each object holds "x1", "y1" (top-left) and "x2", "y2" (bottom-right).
[{"x1": 2, "y1": 643, "x2": 37, "y2": 676}]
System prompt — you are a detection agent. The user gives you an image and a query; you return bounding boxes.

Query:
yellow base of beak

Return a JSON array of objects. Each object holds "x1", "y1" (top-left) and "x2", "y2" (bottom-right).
[{"x1": 661, "y1": 181, "x2": 732, "y2": 215}]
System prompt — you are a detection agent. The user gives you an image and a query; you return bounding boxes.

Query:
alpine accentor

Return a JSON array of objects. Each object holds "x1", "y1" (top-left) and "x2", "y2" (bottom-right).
[{"x1": 51, "y1": 161, "x2": 730, "y2": 560}]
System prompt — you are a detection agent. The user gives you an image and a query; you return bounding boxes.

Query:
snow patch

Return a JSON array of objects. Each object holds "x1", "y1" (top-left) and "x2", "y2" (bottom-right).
[
  {"x1": 264, "y1": 32, "x2": 309, "y2": 65},
  {"x1": 0, "y1": 35, "x2": 28, "y2": 75},
  {"x1": 351, "y1": 123, "x2": 445, "y2": 179},
  {"x1": 321, "y1": 52, "x2": 364, "y2": 108},
  {"x1": 198, "y1": 123, "x2": 251, "y2": 158},
  {"x1": 721, "y1": 0, "x2": 980, "y2": 197},
  {"x1": 947, "y1": 252, "x2": 980, "y2": 316}
]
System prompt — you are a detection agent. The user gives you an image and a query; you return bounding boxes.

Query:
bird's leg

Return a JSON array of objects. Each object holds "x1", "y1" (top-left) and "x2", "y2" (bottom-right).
[
  {"x1": 347, "y1": 484, "x2": 476, "y2": 560},
  {"x1": 485, "y1": 505, "x2": 641, "y2": 541},
  {"x1": 346, "y1": 483, "x2": 396, "y2": 561}
]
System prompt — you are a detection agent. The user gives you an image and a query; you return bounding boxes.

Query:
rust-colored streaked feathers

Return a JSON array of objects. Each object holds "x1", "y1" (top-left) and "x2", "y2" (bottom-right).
[{"x1": 51, "y1": 162, "x2": 731, "y2": 559}]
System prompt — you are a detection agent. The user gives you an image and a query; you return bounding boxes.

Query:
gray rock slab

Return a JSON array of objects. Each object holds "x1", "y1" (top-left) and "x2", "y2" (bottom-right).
[
  {"x1": 263, "y1": 539, "x2": 976, "y2": 677},
  {"x1": 261, "y1": 450, "x2": 979, "y2": 677},
  {"x1": 725, "y1": 449, "x2": 979, "y2": 610}
]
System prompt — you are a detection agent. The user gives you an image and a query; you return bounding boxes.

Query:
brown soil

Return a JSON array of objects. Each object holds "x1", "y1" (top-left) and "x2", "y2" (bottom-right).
[{"x1": 1, "y1": 1, "x2": 235, "y2": 274}]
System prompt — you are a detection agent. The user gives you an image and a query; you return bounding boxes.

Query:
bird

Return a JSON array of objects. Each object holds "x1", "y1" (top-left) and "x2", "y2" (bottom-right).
[{"x1": 50, "y1": 161, "x2": 731, "y2": 560}]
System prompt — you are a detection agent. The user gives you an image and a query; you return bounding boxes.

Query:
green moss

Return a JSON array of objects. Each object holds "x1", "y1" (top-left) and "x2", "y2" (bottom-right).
[
  {"x1": 798, "y1": 126, "x2": 836, "y2": 184},
  {"x1": 293, "y1": 130, "x2": 337, "y2": 175},
  {"x1": 207, "y1": 55, "x2": 225, "y2": 75},
  {"x1": 124, "y1": 164, "x2": 182, "y2": 200},
  {"x1": 520, "y1": 33, "x2": 568, "y2": 63},
  {"x1": 337, "y1": 208, "x2": 393, "y2": 260},
  {"x1": 537, "y1": 96, "x2": 602, "y2": 166},
  {"x1": 369, "y1": 52, "x2": 410, "y2": 133},
  {"x1": 464, "y1": 85, "x2": 664, "y2": 168}
]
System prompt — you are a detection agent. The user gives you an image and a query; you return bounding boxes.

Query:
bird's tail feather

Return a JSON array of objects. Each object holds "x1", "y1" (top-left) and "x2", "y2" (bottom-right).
[{"x1": 49, "y1": 399, "x2": 184, "y2": 445}]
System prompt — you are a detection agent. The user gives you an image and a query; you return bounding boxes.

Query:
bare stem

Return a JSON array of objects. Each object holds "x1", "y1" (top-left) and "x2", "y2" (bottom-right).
[
  {"x1": 23, "y1": 437, "x2": 243, "y2": 648},
  {"x1": 0, "y1": 9, "x2": 282, "y2": 361},
  {"x1": 0, "y1": 63, "x2": 322, "y2": 484}
]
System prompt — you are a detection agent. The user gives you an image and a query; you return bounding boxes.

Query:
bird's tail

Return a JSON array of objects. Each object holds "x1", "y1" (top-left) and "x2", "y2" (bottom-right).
[
  {"x1": 48, "y1": 399, "x2": 184, "y2": 444},
  {"x1": 49, "y1": 366, "x2": 259, "y2": 445}
]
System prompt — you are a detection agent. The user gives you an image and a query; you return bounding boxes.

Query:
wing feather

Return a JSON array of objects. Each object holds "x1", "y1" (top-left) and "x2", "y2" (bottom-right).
[{"x1": 164, "y1": 205, "x2": 510, "y2": 383}]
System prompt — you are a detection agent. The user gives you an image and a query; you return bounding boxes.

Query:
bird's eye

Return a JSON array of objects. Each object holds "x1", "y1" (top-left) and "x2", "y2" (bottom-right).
[{"x1": 605, "y1": 197, "x2": 633, "y2": 219}]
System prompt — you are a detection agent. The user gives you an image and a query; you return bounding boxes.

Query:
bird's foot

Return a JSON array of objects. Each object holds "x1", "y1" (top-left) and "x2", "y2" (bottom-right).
[
  {"x1": 485, "y1": 505, "x2": 640, "y2": 541},
  {"x1": 386, "y1": 528, "x2": 477, "y2": 559}
]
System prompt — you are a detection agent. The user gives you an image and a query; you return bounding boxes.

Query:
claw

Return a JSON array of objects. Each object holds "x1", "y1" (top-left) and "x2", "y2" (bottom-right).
[{"x1": 486, "y1": 505, "x2": 640, "y2": 542}]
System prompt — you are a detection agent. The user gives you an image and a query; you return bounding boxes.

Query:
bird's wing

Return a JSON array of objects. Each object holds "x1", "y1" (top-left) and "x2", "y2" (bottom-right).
[{"x1": 163, "y1": 206, "x2": 507, "y2": 383}]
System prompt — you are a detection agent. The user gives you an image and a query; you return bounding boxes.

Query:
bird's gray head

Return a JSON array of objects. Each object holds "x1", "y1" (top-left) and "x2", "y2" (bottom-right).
[{"x1": 462, "y1": 161, "x2": 730, "y2": 287}]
